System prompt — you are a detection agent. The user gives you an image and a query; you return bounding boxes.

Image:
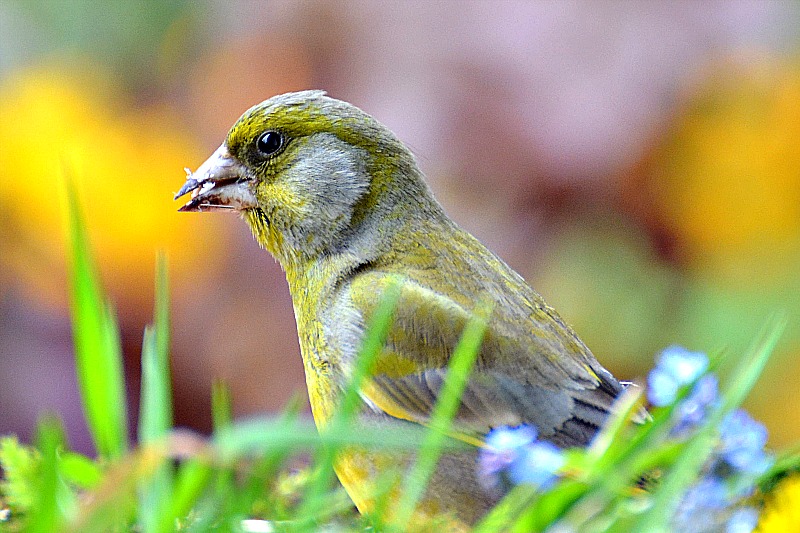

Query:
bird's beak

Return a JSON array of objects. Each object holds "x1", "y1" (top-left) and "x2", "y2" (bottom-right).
[{"x1": 174, "y1": 145, "x2": 258, "y2": 212}]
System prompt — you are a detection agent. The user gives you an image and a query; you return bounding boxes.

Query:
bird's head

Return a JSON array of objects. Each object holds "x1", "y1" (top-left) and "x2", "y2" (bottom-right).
[{"x1": 175, "y1": 91, "x2": 438, "y2": 267}]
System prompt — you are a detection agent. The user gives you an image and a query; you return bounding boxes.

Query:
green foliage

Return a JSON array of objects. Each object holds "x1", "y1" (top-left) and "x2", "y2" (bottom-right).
[
  {"x1": 2, "y1": 187, "x2": 800, "y2": 532},
  {"x1": 66, "y1": 178, "x2": 128, "y2": 460},
  {"x1": 0, "y1": 437, "x2": 39, "y2": 512}
]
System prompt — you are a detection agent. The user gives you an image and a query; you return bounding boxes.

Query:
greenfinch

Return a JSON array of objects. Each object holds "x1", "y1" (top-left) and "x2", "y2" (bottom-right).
[{"x1": 175, "y1": 91, "x2": 628, "y2": 529}]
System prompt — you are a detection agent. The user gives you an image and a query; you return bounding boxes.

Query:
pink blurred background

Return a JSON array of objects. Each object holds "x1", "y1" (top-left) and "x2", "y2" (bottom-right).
[{"x1": 1, "y1": 0, "x2": 799, "y2": 453}]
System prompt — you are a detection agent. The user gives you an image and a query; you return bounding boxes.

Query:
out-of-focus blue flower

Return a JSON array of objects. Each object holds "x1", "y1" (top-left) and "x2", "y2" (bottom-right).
[
  {"x1": 660, "y1": 346, "x2": 709, "y2": 383},
  {"x1": 478, "y1": 425, "x2": 537, "y2": 492},
  {"x1": 670, "y1": 407, "x2": 772, "y2": 531},
  {"x1": 647, "y1": 346, "x2": 709, "y2": 406},
  {"x1": 674, "y1": 476, "x2": 730, "y2": 532},
  {"x1": 646, "y1": 367, "x2": 679, "y2": 407},
  {"x1": 672, "y1": 475, "x2": 764, "y2": 533},
  {"x1": 672, "y1": 374, "x2": 719, "y2": 435},
  {"x1": 508, "y1": 440, "x2": 565, "y2": 489},
  {"x1": 719, "y1": 409, "x2": 773, "y2": 476},
  {"x1": 641, "y1": 346, "x2": 772, "y2": 532},
  {"x1": 478, "y1": 425, "x2": 564, "y2": 493},
  {"x1": 479, "y1": 425, "x2": 537, "y2": 482},
  {"x1": 726, "y1": 507, "x2": 759, "y2": 533},
  {"x1": 674, "y1": 475, "x2": 762, "y2": 533},
  {"x1": 646, "y1": 346, "x2": 720, "y2": 435},
  {"x1": 686, "y1": 476, "x2": 730, "y2": 509},
  {"x1": 484, "y1": 424, "x2": 538, "y2": 451}
]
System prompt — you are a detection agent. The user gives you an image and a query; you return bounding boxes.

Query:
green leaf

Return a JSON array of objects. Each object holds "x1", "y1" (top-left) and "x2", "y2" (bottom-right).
[
  {"x1": 59, "y1": 451, "x2": 102, "y2": 489},
  {"x1": 65, "y1": 179, "x2": 128, "y2": 459}
]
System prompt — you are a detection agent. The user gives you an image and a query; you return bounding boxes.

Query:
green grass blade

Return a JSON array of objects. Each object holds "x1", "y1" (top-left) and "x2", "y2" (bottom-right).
[
  {"x1": 138, "y1": 327, "x2": 172, "y2": 444},
  {"x1": 511, "y1": 480, "x2": 589, "y2": 532},
  {"x1": 137, "y1": 327, "x2": 172, "y2": 533},
  {"x1": 65, "y1": 180, "x2": 128, "y2": 459},
  {"x1": 333, "y1": 279, "x2": 403, "y2": 423},
  {"x1": 472, "y1": 485, "x2": 538, "y2": 533},
  {"x1": 297, "y1": 279, "x2": 402, "y2": 522},
  {"x1": 29, "y1": 417, "x2": 67, "y2": 533},
  {"x1": 212, "y1": 380, "x2": 233, "y2": 434},
  {"x1": 209, "y1": 380, "x2": 236, "y2": 527},
  {"x1": 159, "y1": 459, "x2": 214, "y2": 532},
  {"x1": 223, "y1": 399, "x2": 304, "y2": 524},
  {"x1": 137, "y1": 254, "x2": 174, "y2": 533},
  {"x1": 719, "y1": 315, "x2": 786, "y2": 412},
  {"x1": 214, "y1": 417, "x2": 455, "y2": 457},
  {"x1": 139, "y1": 253, "x2": 172, "y2": 444},
  {"x1": 393, "y1": 305, "x2": 488, "y2": 526},
  {"x1": 585, "y1": 386, "x2": 645, "y2": 465}
]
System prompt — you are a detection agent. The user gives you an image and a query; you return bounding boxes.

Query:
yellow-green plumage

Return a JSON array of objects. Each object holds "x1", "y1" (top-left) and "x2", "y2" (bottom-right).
[{"x1": 176, "y1": 90, "x2": 627, "y2": 529}]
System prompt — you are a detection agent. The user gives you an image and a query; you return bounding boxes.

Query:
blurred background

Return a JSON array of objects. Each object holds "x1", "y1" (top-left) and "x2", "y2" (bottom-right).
[{"x1": 1, "y1": 0, "x2": 800, "y2": 454}]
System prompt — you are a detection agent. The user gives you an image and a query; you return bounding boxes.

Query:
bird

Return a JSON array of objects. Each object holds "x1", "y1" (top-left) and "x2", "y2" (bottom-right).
[{"x1": 175, "y1": 90, "x2": 629, "y2": 529}]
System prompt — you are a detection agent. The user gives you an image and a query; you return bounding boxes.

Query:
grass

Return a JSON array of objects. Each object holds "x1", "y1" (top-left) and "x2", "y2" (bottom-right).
[
  {"x1": 1, "y1": 184, "x2": 799, "y2": 532},
  {"x1": 66, "y1": 178, "x2": 128, "y2": 461}
]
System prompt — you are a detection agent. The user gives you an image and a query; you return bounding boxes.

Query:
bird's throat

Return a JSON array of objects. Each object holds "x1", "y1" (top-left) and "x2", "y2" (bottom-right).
[{"x1": 243, "y1": 207, "x2": 286, "y2": 257}]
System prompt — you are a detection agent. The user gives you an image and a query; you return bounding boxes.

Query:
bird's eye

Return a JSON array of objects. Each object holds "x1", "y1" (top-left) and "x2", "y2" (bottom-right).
[{"x1": 256, "y1": 131, "x2": 284, "y2": 156}]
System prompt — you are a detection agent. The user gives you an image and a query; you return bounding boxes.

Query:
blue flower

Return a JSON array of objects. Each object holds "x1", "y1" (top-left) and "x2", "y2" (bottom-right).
[
  {"x1": 719, "y1": 409, "x2": 773, "y2": 477},
  {"x1": 671, "y1": 407, "x2": 771, "y2": 531},
  {"x1": 478, "y1": 425, "x2": 537, "y2": 491},
  {"x1": 479, "y1": 425, "x2": 536, "y2": 477},
  {"x1": 647, "y1": 367, "x2": 680, "y2": 407},
  {"x1": 674, "y1": 476, "x2": 730, "y2": 532},
  {"x1": 478, "y1": 425, "x2": 564, "y2": 492},
  {"x1": 660, "y1": 346, "x2": 709, "y2": 383},
  {"x1": 508, "y1": 440, "x2": 565, "y2": 489},
  {"x1": 674, "y1": 475, "x2": 765, "y2": 532},
  {"x1": 672, "y1": 374, "x2": 719, "y2": 435},
  {"x1": 484, "y1": 424, "x2": 538, "y2": 451},
  {"x1": 685, "y1": 475, "x2": 730, "y2": 508},
  {"x1": 726, "y1": 507, "x2": 759, "y2": 533},
  {"x1": 647, "y1": 346, "x2": 709, "y2": 407}
]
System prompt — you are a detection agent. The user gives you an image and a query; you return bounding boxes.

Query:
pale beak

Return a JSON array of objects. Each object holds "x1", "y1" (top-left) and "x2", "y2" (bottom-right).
[{"x1": 174, "y1": 145, "x2": 258, "y2": 212}]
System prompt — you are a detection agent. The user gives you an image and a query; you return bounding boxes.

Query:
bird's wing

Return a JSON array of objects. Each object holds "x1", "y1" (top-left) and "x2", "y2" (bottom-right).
[{"x1": 348, "y1": 273, "x2": 622, "y2": 448}]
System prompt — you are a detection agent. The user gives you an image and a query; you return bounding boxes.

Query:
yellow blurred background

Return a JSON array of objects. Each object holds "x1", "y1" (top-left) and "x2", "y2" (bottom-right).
[{"x1": 1, "y1": 1, "x2": 799, "y2": 453}]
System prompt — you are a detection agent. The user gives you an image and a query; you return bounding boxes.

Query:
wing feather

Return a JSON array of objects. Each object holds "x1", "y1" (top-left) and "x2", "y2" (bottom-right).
[{"x1": 349, "y1": 272, "x2": 623, "y2": 447}]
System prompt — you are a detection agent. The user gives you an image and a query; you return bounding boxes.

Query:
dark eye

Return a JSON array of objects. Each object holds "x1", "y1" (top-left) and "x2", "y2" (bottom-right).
[{"x1": 256, "y1": 131, "x2": 284, "y2": 156}]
